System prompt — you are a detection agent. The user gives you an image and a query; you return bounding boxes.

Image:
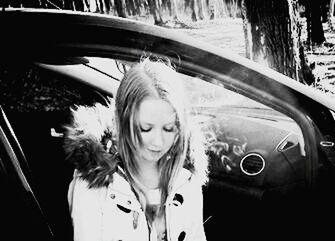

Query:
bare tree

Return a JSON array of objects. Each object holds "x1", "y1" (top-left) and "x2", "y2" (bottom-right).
[{"x1": 304, "y1": 0, "x2": 326, "y2": 46}]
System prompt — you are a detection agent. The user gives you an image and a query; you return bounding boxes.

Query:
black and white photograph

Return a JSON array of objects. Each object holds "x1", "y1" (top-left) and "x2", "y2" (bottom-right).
[{"x1": 1, "y1": 0, "x2": 335, "y2": 240}]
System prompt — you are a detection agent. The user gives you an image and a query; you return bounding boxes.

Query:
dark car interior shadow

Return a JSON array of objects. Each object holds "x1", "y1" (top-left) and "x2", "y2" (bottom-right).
[
  {"x1": 202, "y1": 176, "x2": 335, "y2": 240},
  {"x1": 5, "y1": 110, "x2": 74, "y2": 241},
  {"x1": 0, "y1": 61, "x2": 109, "y2": 240}
]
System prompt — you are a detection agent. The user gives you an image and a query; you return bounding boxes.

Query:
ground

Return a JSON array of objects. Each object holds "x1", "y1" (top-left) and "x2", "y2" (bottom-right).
[
  {"x1": 176, "y1": 18, "x2": 245, "y2": 57},
  {"x1": 306, "y1": 21, "x2": 335, "y2": 96}
]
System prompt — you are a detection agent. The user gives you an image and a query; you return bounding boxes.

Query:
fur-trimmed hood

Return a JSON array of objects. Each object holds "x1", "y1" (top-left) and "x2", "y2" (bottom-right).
[{"x1": 64, "y1": 100, "x2": 208, "y2": 188}]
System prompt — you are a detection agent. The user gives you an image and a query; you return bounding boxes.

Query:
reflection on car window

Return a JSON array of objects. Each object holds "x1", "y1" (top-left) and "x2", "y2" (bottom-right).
[
  {"x1": 184, "y1": 75, "x2": 279, "y2": 111},
  {"x1": 179, "y1": 73, "x2": 306, "y2": 179},
  {"x1": 182, "y1": 74, "x2": 303, "y2": 127}
]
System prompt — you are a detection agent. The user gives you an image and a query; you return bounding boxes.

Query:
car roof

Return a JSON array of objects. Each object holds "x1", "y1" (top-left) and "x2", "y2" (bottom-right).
[{"x1": 1, "y1": 8, "x2": 334, "y2": 112}]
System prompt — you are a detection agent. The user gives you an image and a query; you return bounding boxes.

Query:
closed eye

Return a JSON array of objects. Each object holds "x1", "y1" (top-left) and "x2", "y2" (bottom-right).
[
  {"x1": 140, "y1": 126, "x2": 152, "y2": 132},
  {"x1": 164, "y1": 126, "x2": 176, "y2": 132}
]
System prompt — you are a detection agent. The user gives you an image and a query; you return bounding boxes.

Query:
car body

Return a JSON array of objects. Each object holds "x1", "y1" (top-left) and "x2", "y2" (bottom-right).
[{"x1": 1, "y1": 8, "x2": 335, "y2": 240}]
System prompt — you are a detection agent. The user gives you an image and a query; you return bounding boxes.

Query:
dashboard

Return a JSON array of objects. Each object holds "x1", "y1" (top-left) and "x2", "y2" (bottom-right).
[{"x1": 195, "y1": 106, "x2": 306, "y2": 200}]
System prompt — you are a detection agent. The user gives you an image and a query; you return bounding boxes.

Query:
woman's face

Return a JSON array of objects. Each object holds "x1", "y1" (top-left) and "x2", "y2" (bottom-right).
[{"x1": 137, "y1": 97, "x2": 178, "y2": 164}]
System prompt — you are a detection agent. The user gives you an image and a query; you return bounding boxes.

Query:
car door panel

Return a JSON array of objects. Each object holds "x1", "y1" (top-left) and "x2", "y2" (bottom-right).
[{"x1": 0, "y1": 107, "x2": 53, "y2": 240}]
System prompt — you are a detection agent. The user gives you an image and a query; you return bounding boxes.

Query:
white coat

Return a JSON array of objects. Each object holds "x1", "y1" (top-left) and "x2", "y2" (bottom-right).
[{"x1": 68, "y1": 167, "x2": 206, "y2": 241}]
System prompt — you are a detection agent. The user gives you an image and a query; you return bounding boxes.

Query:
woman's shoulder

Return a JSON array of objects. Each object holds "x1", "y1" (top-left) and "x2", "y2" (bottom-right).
[
  {"x1": 70, "y1": 166, "x2": 127, "y2": 188},
  {"x1": 63, "y1": 102, "x2": 120, "y2": 188},
  {"x1": 68, "y1": 170, "x2": 109, "y2": 211},
  {"x1": 70, "y1": 167, "x2": 134, "y2": 196},
  {"x1": 69, "y1": 170, "x2": 109, "y2": 193}
]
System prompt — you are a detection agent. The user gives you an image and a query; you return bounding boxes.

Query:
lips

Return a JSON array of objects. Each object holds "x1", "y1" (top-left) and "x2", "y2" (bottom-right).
[
  {"x1": 147, "y1": 149, "x2": 164, "y2": 158},
  {"x1": 142, "y1": 149, "x2": 164, "y2": 162}
]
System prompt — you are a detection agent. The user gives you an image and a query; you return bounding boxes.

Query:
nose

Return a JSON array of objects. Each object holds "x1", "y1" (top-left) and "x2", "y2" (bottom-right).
[{"x1": 151, "y1": 129, "x2": 164, "y2": 148}]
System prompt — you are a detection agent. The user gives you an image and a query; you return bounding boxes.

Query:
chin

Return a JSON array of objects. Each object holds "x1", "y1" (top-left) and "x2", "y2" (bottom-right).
[{"x1": 141, "y1": 155, "x2": 159, "y2": 163}]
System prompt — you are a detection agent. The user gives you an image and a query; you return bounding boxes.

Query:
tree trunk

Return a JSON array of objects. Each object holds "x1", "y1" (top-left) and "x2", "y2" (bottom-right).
[
  {"x1": 63, "y1": 0, "x2": 75, "y2": 10},
  {"x1": 242, "y1": 0, "x2": 314, "y2": 84},
  {"x1": 331, "y1": 0, "x2": 335, "y2": 17},
  {"x1": 320, "y1": 0, "x2": 330, "y2": 22},
  {"x1": 103, "y1": 0, "x2": 111, "y2": 14},
  {"x1": 329, "y1": 0, "x2": 335, "y2": 30},
  {"x1": 169, "y1": 0, "x2": 180, "y2": 21},
  {"x1": 114, "y1": 0, "x2": 127, "y2": 17},
  {"x1": 207, "y1": 0, "x2": 215, "y2": 19},
  {"x1": 162, "y1": 0, "x2": 172, "y2": 16},
  {"x1": 305, "y1": 0, "x2": 326, "y2": 45},
  {"x1": 148, "y1": 0, "x2": 164, "y2": 25},
  {"x1": 191, "y1": 0, "x2": 199, "y2": 21},
  {"x1": 25, "y1": 0, "x2": 46, "y2": 8},
  {"x1": 126, "y1": 0, "x2": 137, "y2": 15},
  {"x1": 190, "y1": 0, "x2": 206, "y2": 21},
  {"x1": 73, "y1": 0, "x2": 85, "y2": 11},
  {"x1": 83, "y1": 0, "x2": 90, "y2": 11},
  {"x1": 241, "y1": 0, "x2": 251, "y2": 59},
  {"x1": 198, "y1": 0, "x2": 206, "y2": 19}
]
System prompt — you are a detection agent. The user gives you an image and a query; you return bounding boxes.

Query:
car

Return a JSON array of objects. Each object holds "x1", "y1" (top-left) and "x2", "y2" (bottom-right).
[{"x1": 1, "y1": 8, "x2": 335, "y2": 240}]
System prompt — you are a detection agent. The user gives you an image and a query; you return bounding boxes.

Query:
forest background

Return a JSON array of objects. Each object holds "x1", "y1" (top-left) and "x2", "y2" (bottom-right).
[{"x1": 4, "y1": 0, "x2": 335, "y2": 97}]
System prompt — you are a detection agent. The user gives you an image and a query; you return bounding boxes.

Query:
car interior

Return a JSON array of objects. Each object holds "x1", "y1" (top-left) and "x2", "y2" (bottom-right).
[
  {"x1": 0, "y1": 59, "x2": 104, "y2": 240},
  {"x1": 1, "y1": 56, "x2": 335, "y2": 240}
]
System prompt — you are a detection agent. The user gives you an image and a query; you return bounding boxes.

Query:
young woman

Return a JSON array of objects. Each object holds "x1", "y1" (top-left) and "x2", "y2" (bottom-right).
[{"x1": 65, "y1": 58, "x2": 208, "y2": 241}]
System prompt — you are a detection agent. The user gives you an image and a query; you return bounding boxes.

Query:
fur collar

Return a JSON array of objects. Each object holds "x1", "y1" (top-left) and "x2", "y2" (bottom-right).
[{"x1": 64, "y1": 100, "x2": 208, "y2": 188}]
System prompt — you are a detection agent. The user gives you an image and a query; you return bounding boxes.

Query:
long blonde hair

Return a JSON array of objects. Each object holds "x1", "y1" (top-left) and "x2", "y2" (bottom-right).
[{"x1": 115, "y1": 58, "x2": 190, "y2": 223}]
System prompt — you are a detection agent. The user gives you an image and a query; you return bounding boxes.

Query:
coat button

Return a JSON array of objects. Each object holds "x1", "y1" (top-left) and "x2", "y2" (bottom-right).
[
  {"x1": 110, "y1": 193, "x2": 116, "y2": 199},
  {"x1": 172, "y1": 193, "x2": 184, "y2": 206},
  {"x1": 178, "y1": 231, "x2": 186, "y2": 241}
]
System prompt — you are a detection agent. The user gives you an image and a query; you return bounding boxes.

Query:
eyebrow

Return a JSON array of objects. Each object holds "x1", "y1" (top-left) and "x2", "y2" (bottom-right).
[
  {"x1": 140, "y1": 121, "x2": 176, "y2": 126},
  {"x1": 139, "y1": 113, "x2": 177, "y2": 126}
]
